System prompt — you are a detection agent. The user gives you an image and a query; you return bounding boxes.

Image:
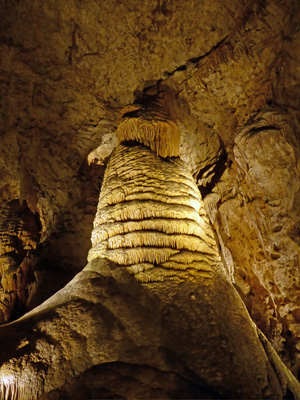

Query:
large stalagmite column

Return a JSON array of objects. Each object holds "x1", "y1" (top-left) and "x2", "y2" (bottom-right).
[
  {"x1": 86, "y1": 96, "x2": 300, "y2": 398},
  {"x1": 0, "y1": 95, "x2": 299, "y2": 400},
  {"x1": 88, "y1": 143, "x2": 222, "y2": 284},
  {"x1": 88, "y1": 96, "x2": 223, "y2": 285}
]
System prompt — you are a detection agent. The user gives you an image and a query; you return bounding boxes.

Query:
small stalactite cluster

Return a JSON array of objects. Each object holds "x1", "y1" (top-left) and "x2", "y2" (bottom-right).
[
  {"x1": 88, "y1": 98, "x2": 223, "y2": 283},
  {"x1": 116, "y1": 95, "x2": 180, "y2": 158},
  {"x1": 0, "y1": 379, "x2": 18, "y2": 400},
  {"x1": 0, "y1": 200, "x2": 40, "y2": 323}
]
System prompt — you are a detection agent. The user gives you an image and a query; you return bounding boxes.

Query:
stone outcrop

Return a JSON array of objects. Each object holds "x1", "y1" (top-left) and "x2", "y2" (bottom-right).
[
  {"x1": 204, "y1": 109, "x2": 300, "y2": 375},
  {"x1": 0, "y1": 257, "x2": 299, "y2": 399}
]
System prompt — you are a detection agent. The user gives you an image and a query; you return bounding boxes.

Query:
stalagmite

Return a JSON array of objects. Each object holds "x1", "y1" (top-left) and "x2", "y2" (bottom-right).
[
  {"x1": 0, "y1": 95, "x2": 300, "y2": 400},
  {"x1": 88, "y1": 142, "x2": 221, "y2": 283},
  {"x1": 87, "y1": 96, "x2": 300, "y2": 398},
  {"x1": 89, "y1": 96, "x2": 220, "y2": 282}
]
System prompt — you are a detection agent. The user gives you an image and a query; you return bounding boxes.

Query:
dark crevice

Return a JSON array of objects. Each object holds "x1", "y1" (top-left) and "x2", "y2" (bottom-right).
[
  {"x1": 139, "y1": 35, "x2": 229, "y2": 98},
  {"x1": 176, "y1": 64, "x2": 188, "y2": 71},
  {"x1": 246, "y1": 125, "x2": 280, "y2": 138},
  {"x1": 67, "y1": 21, "x2": 80, "y2": 66},
  {"x1": 160, "y1": 35, "x2": 229, "y2": 81},
  {"x1": 187, "y1": 35, "x2": 229, "y2": 66},
  {"x1": 197, "y1": 151, "x2": 228, "y2": 199},
  {"x1": 284, "y1": 388, "x2": 294, "y2": 399},
  {"x1": 0, "y1": 299, "x2": 23, "y2": 317}
]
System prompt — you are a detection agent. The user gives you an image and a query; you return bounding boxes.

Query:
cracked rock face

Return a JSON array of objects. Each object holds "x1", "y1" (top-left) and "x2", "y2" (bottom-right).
[
  {"x1": 1, "y1": 0, "x2": 300, "y2": 397},
  {"x1": 204, "y1": 108, "x2": 300, "y2": 373}
]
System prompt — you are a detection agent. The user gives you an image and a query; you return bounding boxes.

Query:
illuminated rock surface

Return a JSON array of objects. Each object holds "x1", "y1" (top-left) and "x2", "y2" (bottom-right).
[
  {"x1": 1, "y1": 0, "x2": 300, "y2": 398},
  {"x1": 88, "y1": 143, "x2": 221, "y2": 283}
]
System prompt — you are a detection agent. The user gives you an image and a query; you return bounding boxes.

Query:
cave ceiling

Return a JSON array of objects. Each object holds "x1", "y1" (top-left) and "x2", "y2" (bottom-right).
[{"x1": 1, "y1": 0, "x2": 300, "y2": 384}]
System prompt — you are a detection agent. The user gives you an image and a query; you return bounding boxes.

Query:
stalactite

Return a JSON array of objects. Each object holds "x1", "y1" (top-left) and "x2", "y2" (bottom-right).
[{"x1": 116, "y1": 98, "x2": 180, "y2": 158}]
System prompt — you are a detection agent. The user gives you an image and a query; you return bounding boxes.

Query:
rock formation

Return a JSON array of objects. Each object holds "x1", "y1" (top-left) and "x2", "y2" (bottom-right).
[{"x1": 1, "y1": 0, "x2": 300, "y2": 398}]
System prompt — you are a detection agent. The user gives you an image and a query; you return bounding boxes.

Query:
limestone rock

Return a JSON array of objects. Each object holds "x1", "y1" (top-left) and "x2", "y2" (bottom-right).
[
  {"x1": 204, "y1": 108, "x2": 300, "y2": 375},
  {"x1": 0, "y1": 200, "x2": 40, "y2": 323},
  {"x1": 0, "y1": 258, "x2": 297, "y2": 399},
  {"x1": 0, "y1": 0, "x2": 300, "y2": 397}
]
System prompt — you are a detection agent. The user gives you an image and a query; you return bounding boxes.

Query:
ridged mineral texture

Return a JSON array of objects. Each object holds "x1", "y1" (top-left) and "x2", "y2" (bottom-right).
[{"x1": 88, "y1": 143, "x2": 221, "y2": 283}]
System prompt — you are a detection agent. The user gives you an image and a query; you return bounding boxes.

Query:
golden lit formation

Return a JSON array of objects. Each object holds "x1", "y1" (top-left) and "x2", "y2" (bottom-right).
[
  {"x1": 88, "y1": 139, "x2": 222, "y2": 283},
  {"x1": 116, "y1": 100, "x2": 180, "y2": 158}
]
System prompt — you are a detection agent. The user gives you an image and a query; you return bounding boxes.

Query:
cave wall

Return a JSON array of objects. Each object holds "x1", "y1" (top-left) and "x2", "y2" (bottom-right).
[{"x1": 1, "y1": 0, "x2": 300, "y2": 389}]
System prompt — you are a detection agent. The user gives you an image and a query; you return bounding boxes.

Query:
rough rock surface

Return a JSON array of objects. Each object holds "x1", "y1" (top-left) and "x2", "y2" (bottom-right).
[
  {"x1": 88, "y1": 143, "x2": 222, "y2": 284},
  {"x1": 0, "y1": 200, "x2": 40, "y2": 323},
  {"x1": 204, "y1": 109, "x2": 300, "y2": 374},
  {"x1": 1, "y1": 0, "x2": 300, "y2": 397},
  {"x1": 0, "y1": 259, "x2": 294, "y2": 399}
]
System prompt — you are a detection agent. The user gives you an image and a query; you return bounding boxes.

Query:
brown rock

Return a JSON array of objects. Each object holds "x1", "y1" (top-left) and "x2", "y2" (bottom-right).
[{"x1": 1, "y1": 0, "x2": 300, "y2": 397}]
